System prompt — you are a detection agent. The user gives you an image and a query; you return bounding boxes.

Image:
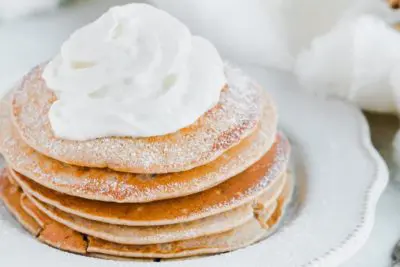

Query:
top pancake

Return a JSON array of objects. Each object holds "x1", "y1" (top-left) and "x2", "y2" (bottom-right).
[{"x1": 11, "y1": 64, "x2": 273, "y2": 173}]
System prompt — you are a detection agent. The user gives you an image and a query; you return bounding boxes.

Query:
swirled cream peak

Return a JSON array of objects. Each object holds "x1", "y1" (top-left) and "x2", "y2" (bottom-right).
[{"x1": 42, "y1": 3, "x2": 226, "y2": 140}]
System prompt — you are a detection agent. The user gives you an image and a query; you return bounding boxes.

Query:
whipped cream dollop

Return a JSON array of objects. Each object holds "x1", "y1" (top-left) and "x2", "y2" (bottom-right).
[{"x1": 43, "y1": 3, "x2": 226, "y2": 140}]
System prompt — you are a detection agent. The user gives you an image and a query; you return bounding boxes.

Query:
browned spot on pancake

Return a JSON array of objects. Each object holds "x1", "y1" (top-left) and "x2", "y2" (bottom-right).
[
  {"x1": 38, "y1": 222, "x2": 87, "y2": 254},
  {"x1": 253, "y1": 201, "x2": 277, "y2": 229},
  {"x1": 266, "y1": 196, "x2": 284, "y2": 228},
  {"x1": 181, "y1": 209, "x2": 188, "y2": 214},
  {"x1": 136, "y1": 174, "x2": 157, "y2": 181}
]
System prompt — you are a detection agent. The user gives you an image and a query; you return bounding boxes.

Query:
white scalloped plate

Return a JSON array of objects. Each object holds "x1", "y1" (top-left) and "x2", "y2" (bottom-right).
[
  {"x1": 0, "y1": 1, "x2": 389, "y2": 265},
  {"x1": 0, "y1": 64, "x2": 388, "y2": 267},
  {"x1": 242, "y1": 66, "x2": 389, "y2": 267}
]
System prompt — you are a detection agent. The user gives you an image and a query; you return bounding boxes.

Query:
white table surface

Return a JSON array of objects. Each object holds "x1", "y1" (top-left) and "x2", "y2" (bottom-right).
[{"x1": 1, "y1": 1, "x2": 400, "y2": 266}]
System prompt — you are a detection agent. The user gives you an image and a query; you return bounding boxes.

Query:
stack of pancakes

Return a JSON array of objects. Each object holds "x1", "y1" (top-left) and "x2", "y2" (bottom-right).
[{"x1": 0, "y1": 65, "x2": 292, "y2": 259}]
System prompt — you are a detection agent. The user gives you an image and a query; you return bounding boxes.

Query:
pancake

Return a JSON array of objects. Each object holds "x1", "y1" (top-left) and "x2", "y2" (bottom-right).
[
  {"x1": 10, "y1": 167, "x2": 287, "y2": 226},
  {"x1": 60, "y1": 175, "x2": 294, "y2": 258},
  {"x1": 87, "y1": 180, "x2": 291, "y2": 259},
  {"x1": 0, "y1": 173, "x2": 87, "y2": 253},
  {"x1": 0, "y1": 170, "x2": 41, "y2": 236},
  {"x1": 0, "y1": 98, "x2": 278, "y2": 203},
  {"x1": 9, "y1": 140, "x2": 288, "y2": 226},
  {"x1": 20, "y1": 194, "x2": 88, "y2": 254},
  {"x1": 26, "y1": 196, "x2": 275, "y2": 246},
  {"x1": 0, "y1": 173, "x2": 293, "y2": 259},
  {"x1": 25, "y1": 189, "x2": 278, "y2": 245},
  {"x1": 6, "y1": 168, "x2": 17, "y2": 185},
  {"x1": 86, "y1": 212, "x2": 281, "y2": 259},
  {"x1": 11, "y1": 64, "x2": 275, "y2": 174}
]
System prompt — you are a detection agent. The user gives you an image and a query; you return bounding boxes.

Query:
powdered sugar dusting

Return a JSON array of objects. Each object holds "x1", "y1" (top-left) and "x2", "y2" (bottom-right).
[{"x1": 12, "y1": 64, "x2": 264, "y2": 174}]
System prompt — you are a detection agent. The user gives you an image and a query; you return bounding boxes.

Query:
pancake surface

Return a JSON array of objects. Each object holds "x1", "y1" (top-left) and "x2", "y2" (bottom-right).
[
  {"x1": 0, "y1": 97, "x2": 277, "y2": 203},
  {"x1": 11, "y1": 65, "x2": 273, "y2": 174}
]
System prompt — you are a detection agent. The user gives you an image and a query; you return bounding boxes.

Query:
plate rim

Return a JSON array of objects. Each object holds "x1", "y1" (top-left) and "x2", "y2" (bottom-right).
[{"x1": 300, "y1": 102, "x2": 389, "y2": 267}]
